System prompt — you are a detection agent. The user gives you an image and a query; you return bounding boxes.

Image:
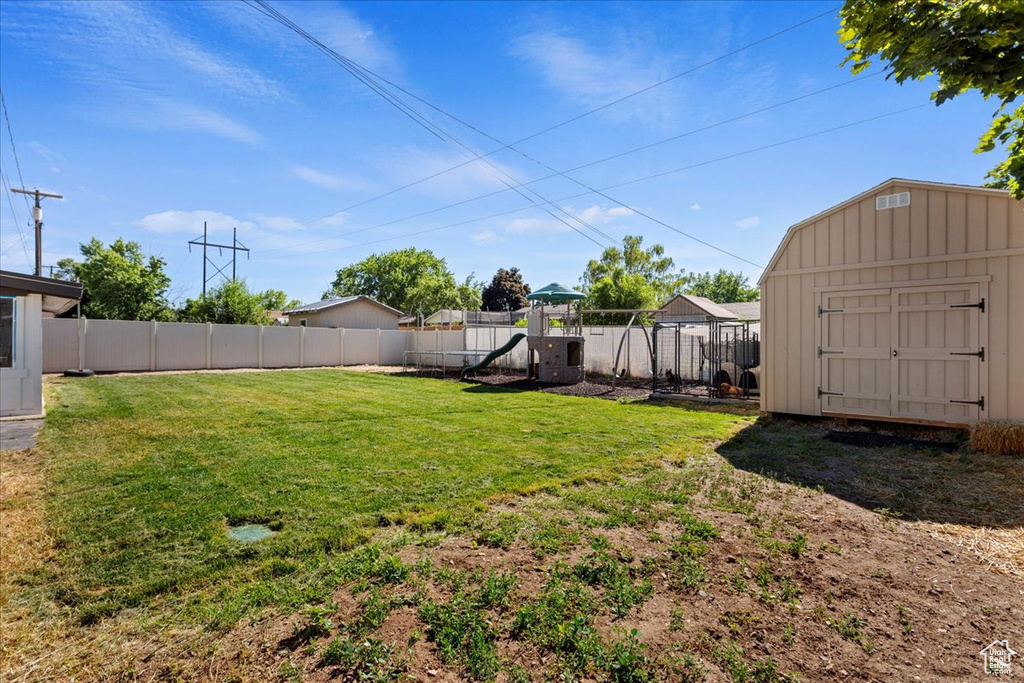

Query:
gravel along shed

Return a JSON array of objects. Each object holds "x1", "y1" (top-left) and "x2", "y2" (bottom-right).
[{"x1": 759, "y1": 179, "x2": 1023, "y2": 427}]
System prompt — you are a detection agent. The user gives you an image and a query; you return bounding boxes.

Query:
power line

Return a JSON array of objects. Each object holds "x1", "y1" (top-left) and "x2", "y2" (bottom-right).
[
  {"x1": 247, "y1": 0, "x2": 617, "y2": 249},
  {"x1": 246, "y1": 1, "x2": 841, "y2": 265},
  {"x1": 0, "y1": 170, "x2": 31, "y2": 260},
  {"x1": 256, "y1": 71, "x2": 881, "y2": 257},
  {"x1": 0, "y1": 89, "x2": 34, "y2": 264},
  {"x1": 280, "y1": 4, "x2": 842, "y2": 229},
  {"x1": 256, "y1": 103, "x2": 929, "y2": 265},
  {"x1": 245, "y1": 0, "x2": 857, "y2": 268}
]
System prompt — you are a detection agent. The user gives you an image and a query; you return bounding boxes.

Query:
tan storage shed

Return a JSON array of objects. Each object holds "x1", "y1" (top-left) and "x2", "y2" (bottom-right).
[
  {"x1": 759, "y1": 179, "x2": 1024, "y2": 427},
  {"x1": 284, "y1": 296, "x2": 403, "y2": 329}
]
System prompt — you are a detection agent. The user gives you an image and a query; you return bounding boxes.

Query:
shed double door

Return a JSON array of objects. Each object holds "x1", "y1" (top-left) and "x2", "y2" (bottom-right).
[{"x1": 818, "y1": 283, "x2": 984, "y2": 424}]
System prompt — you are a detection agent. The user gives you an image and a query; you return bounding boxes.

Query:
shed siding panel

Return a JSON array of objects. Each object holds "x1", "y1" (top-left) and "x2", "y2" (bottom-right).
[
  {"x1": 910, "y1": 191, "x2": 928, "y2": 257},
  {"x1": 813, "y1": 219, "x2": 828, "y2": 267},
  {"x1": 876, "y1": 202, "x2": 893, "y2": 262},
  {"x1": 761, "y1": 181, "x2": 1021, "y2": 424},
  {"x1": 799, "y1": 273, "x2": 817, "y2": 416},
  {"x1": 967, "y1": 195, "x2": 987, "y2": 252},
  {"x1": 988, "y1": 257, "x2": 1009, "y2": 419},
  {"x1": 1008, "y1": 254, "x2": 1024, "y2": 420}
]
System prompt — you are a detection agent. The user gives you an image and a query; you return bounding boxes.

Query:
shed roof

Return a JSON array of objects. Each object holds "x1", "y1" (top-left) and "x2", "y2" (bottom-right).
[
  {"x1": 758, "y1": 178, "x2": 1011, "y2": 285},
  {"x1": 717, "y1": 301, "x2": 761, "y2": 320},
  {"x1": 0, "y1": 269, "x2": 83, "y2": 315},
  {"x1": 284, "y1": 295, "x2": 403, "y2": 316},
  {"x1": 658, "y1": 294, "x2": 739, "y2": 320}
]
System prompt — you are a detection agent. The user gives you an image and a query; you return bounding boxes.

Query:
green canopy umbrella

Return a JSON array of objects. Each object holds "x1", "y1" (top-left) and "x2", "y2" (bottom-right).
[{"x1": 525, "y1": 282, "x2": 585, "y2": 304}]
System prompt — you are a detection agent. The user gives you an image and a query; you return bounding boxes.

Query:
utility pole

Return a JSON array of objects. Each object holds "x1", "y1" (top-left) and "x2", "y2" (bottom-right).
[
  {"x1": 11, "y1": 188, "x2": 62, "y2": 277},
  {"x1": 187, "y1": 222, "x2": 249, "y2": 296}
]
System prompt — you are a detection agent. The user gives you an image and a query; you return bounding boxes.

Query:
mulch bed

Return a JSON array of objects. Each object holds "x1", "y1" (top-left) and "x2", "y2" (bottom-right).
[{"x1": 415, "y1": 369, "x2": 653, "y2": 400}]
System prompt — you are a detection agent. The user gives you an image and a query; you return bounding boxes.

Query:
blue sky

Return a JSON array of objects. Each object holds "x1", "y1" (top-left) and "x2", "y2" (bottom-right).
[{"x1": 0, "y1": 0, "x2": 1000, "y2": 308}]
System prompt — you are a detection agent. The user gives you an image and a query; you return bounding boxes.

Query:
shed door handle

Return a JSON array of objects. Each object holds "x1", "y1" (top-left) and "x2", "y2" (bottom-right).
[{"x1": 892, "y1": 349, "x2": 897, "y2": 357}]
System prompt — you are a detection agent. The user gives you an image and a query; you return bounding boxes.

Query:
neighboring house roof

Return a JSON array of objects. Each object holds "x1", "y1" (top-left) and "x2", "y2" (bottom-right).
[
  {"x1": 758, "y1": 178, "x2": 1011, "y2": 285},
  {"x1": 284, "y1": 295, "x2": 404, "y2": 317},
  {"x1": 658, "y1": 294, "x2": 739, "y2": 321},
  {"x1": 423, "y1": 309, "x2": 463, "y2": 325},
  {"x1": 717, "y1": 301, "x2": 761, "y2": 320},
  {"x1": 0, "y1": 269, "x2": 83, "y2": 315}
]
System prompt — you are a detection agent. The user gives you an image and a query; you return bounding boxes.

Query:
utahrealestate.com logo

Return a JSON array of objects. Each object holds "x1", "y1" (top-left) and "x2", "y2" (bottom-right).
[{"x1": 981, "y1": 640, "x2": 1018, "y2": 676}]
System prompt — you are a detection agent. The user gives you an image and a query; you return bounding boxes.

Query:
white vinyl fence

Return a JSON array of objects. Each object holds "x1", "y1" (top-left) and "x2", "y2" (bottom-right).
[{"x1": 43, "y1": 319, "x2": 657, "y2": 378}]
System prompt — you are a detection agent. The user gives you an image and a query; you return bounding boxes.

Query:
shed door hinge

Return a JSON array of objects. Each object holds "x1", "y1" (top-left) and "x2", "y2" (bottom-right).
[
  {"x1": 950, "y1": 298, "x2": 984, "y2": 313},
  {"x1": 818, "y1": 387, "x2": 843, "y2": 398},
  {"x1": 818, "y1": 306, "x2": 843, "y2": 317},
  {"x1": 950, "y1": 396, "x2": 985, "y2": 410},
  {"x1": 950, "y1": 347, "x2": 985, "y2": 362},
  {"x1": 818, "y1": 346, "x2": 842, "y2": 357}
]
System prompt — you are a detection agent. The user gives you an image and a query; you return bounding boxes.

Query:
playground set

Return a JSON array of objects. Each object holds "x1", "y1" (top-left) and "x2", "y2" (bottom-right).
[{"x1": 404, "y1": 280, "x2": 759, "y2": 400}]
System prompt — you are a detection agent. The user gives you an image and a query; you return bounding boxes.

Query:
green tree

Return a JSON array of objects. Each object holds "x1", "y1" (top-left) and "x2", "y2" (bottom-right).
[
  {"x1": 56, "y1": 237, "x2": 173, "y2": 321},
  {"x1": 481, "y1": 267, "x2": 531, "y2": 311},
  {"x1": 684, "y1": 269, "x2": 759, "y2": 303},
  {"x1": 581, "y1": 235, "x2": 687, "y2": 301},
  {"x1": 839, "y1": 1, "x2": 1024, "y2": 197},
  {"x1": 178, "y1": 280, "x2": 274, "y2": 325},
  {"x1": 585, "y1": 268, "x2": 659, "y2": 324},
  {"x1": 324, "y1": 248, "x2": 477, "y2": 314},
  {"x1": 258, "y1": 289, "x2": 301, "y2": 311}
]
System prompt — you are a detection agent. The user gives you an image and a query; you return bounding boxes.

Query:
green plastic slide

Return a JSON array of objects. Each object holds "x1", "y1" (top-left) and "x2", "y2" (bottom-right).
[{"x1": 460, "y1": 333, "x2": 527, "y2": 380}]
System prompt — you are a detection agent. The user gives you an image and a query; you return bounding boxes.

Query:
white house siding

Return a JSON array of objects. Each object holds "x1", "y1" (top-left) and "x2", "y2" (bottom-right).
[{"x1": 0, "y1": 293, "x2": 42, "y2": 417}]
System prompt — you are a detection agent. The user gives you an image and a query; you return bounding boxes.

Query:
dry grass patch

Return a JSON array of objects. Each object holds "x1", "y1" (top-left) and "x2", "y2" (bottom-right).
[
  {"x1": 915, "y1": 522, "x2": 1023, "y2": 579},
  {"x1": 970, "y1": 420, "x2": 1024, "y2": 455}
]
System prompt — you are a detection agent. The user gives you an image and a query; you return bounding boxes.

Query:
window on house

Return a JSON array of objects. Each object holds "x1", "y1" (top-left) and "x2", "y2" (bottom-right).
[{"x1": 0, "y1": 297, "x2": 14, "y2": 368}]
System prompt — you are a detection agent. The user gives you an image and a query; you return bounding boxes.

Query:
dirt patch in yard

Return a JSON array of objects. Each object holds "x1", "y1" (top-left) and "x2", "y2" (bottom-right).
[
  {"x1": 4, "y1": 413, "x2": 1021, "y2": 682},
  {"x1": 187, "y1": 478, "x2": 1024, "y2": 682}
]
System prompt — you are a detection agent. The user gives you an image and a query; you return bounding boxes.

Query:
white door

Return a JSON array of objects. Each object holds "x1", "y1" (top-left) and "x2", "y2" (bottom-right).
[
  {"x1": 818, "y1": 289, "x2": 893, "y2": 416},
  {"x1": 891, "y1": 284, "x2": 983, "y2": 423},
  {"x1": 818, "y1": 284, "x2": 984, "y2": 424}
]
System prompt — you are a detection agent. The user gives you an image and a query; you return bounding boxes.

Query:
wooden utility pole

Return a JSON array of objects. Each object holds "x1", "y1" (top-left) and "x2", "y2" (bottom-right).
[{"x1": 11, "y1": 188, "x2": 62, "y2": 277}]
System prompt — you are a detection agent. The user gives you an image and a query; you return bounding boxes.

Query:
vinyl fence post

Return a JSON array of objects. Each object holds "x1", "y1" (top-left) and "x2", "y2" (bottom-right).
[
  {"x1": 78, "y1": 316, "x2": 87, "y2": 372},
  {"x1": 299, "y1": 325, "x2": 305, "y2": 368},
  {"x1": 150, "y1": 320, "x2": 157, "y2": 372},
  {"x1": 340, "y1": 327, "x2": 346, "y2": 366},
  {"x1": 257, "y1": 325, "x2": 263, "y2": 369},
  {"x1": 205, "y1": 323, "x2": 212, "y2": 370},
  {"x1": 376, "y1": 328, "x2": 382, "y2": 366}
]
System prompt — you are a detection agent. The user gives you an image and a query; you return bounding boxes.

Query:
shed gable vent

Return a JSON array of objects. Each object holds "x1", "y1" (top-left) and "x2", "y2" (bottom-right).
[{"x1": 875, "y1": 192, "x2": 910, "y2": 210}]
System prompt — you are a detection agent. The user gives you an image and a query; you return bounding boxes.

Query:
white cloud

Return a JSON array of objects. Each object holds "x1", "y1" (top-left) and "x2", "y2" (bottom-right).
[
  {"x1": 573, "y1": 205, "x2": 634, "y2": 225},
  {"x1": 319, "y1": 213, "x2": 350, "y2": 227},
  {"x1": 137, "y1": 210, "x2": 255, "y2": 234},
  {"x1": 511, "y1": 29, "x2": 680, "y2": 126},
  {"x1": 735, "y1": 216, "x2": 760, "y2": 229},
  {"x1": 137, "y1": 98, "x2": 262, "y2": 144},
  {"x1": 59, "y1": 1, "x2": 284, "y2": 100},
  {"x1": 208, "y1": 1, "x2": 401, "y2": 78},
  {"x1": 255, "y1": 215, "x2": 304, "y2": 232},
  {"x1": 27, "y1": 141, "x2": 67, "y2": 173},
  {"x1": 291, "y1": 166, "x2": 367, "y2": 191},
  {"x1": 383, "y1": 148, "x2": 524, "y2": 200},
  {"x1": 470, "y1": 230, "x2": 502, "y2": 244},
  {"x1": 690, "y1": 203, "x2": 701, "y2": 211},
  {"x1": 506, "y1": 216, "x2": 568, "y2": 235}
]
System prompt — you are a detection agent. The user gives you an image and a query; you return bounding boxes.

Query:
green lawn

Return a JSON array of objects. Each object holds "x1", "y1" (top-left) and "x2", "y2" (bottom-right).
[{"x1": 40, "y1": 370, "x2": 752, "y2": 619}]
